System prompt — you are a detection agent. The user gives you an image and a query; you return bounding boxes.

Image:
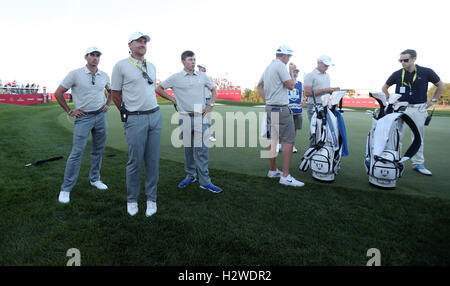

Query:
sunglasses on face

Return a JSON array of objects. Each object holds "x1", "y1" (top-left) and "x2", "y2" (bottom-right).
[
  {"x1": 89, "y1": 52, "x2": 101, "y2": 57},
  {"x1": 399, "y1": 58, "x2": 410, "y2": 63},
  {"x1": 143, "y1": 72, "x2": 153, "y2": 85}
]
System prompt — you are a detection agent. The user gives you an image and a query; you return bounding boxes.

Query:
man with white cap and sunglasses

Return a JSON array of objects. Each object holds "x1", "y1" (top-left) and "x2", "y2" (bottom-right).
[
  {"x1": 257, "y1": 45, "x2": 304, "y2": 187},
  {"x1": 111, "y1": 32, "x2": 175, "y2": 217},
  {"x1": 55, "y1": 46, "x2": 112, "y2": 204},
  {"x1": 304, "y1": 55, "x2": 340, "y2": 123}
]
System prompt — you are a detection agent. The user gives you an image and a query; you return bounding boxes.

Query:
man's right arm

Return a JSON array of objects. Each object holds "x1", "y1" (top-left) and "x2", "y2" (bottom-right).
[
  {"x1": 54, "y1": 85, "x2": 71, "y2": 114},
  {"x1": 256, "y1": 82, "x2": 265, "y2": 101},
  {"x1": 54, "y1": 85, "x2": 84, "y2": 117},
  {"x1": 111, "y1": 90, "x2": 123, "y2": 111}
]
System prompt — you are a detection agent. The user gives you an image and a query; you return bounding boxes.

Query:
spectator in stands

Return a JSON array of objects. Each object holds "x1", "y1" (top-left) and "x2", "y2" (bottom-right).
[
  {"x1": 55, "y1": 46, "x2": 112, "y2": 204},
  {"x1": 198, "y1": 63, "x2": 217, "y2": 143}
]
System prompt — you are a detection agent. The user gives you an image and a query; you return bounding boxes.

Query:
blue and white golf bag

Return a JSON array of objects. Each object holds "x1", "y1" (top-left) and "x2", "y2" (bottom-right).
[
  {"x1": 364, "y1": 92, "x2": 421, "y2": 189},
  {"x1": 299, "y1": 91, "x2": 349, "y2": 182}
]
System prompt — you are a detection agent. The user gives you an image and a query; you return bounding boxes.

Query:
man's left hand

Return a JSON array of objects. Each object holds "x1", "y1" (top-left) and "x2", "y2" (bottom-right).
[{"x1": 102, "y1": 104, "x2": 110, "y2": 112}]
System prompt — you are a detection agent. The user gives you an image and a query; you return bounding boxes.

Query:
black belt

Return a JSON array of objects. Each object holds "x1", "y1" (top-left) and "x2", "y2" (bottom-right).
[
  {"x1": 83, "y1": 108, "x2": 103, "y2": 115},
  {"x1": 128, "y1": 106, "x2": 160, "y2": 115}
]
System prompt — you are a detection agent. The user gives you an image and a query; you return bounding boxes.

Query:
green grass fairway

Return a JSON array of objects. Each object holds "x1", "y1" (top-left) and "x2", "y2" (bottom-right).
[{"x1": 1, "y1": 102, "x2": 450, "y2": 266}]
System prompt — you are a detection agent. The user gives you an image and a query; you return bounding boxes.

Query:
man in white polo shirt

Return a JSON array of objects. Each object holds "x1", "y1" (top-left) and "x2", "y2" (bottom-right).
[
  {"x1": 304, "y1": 55, "x2": 340, "y2": 122},
  {"x1": 111, "y1": 32, "x2": 175, "y2": 217},
  {"x1": 55, "y1": 47, "x2": 112, "y2": 204},
  {"x1": 156, "y1": 50, "x2": 222, "y2": 193},
  {"x1": 257, "y1": 46, "x2": 304, "y2": 187}
]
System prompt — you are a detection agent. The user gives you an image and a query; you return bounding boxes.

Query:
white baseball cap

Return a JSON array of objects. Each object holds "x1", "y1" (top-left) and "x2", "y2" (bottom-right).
[
  {"x1": 276, "y1": 45, "x2": 294, "y2": 56},
  {"x1": 128, "y1": 31, "x2": 151, "y2": 43},
  {"x1": 85, "y1": 46, "x2": 102, "y2": 56},
  {"x1": 197, "y1": 63, "x2": 207, "y2": 69},
  {"x1": 317, "y1": 54, "x2": 334, "y2": 66}
]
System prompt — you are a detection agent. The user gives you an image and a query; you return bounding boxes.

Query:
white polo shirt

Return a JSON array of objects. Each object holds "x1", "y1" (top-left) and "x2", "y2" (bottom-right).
[
  {"x1": 111, "y1": 57, "x2": 158, "y2": 112},
  {"x1": 258, "y1": 59, "x2": 291, "y2": 105},
  {"x1": 303, "y1": 68, "x2": 330, "y2": 104},
  {"x1": 160, "y1": 70, "x2": 214, "y2": 113},
  {"x1": 61, "y1": 66, "x2": 110, "y2": 112}
]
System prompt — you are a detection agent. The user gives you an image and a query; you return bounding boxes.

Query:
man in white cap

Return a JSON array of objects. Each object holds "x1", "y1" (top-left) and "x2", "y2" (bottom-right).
[
  {"x1": 257, "y1": 45, "x2": 304, "y2": 187},
  {"x1": 111, "y1": 32, "x2": 175, "y2": 217},
  {"x1": 197, "y1": 63, "x2": 217, "y2": 143},
  {"x1": 55, "y1": 46, "x2": 112, "y2": 204},
  {"x1": 304, "y1": 55, "x2": 340, "y2": 122}
]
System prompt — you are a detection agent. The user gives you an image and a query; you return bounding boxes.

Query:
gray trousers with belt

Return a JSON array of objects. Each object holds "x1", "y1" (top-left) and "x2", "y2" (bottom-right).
[
  {"x1": 179, "y1": 113, "x2": 211, "y2": 186},
  {"x1": 61, "y1": 112, "x2": 107, "y2": 192},
  {"x1": 124, "y1": 111, "x2": 162, "y2": 203}
]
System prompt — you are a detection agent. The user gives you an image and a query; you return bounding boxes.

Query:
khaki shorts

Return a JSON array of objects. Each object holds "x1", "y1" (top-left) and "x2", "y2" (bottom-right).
[
  {"x1": 293, "y1": 113, "x2": 303, "y2": 130},
  {"x1": 265, "y1": 105, "x2": 296, "y2": 144}
]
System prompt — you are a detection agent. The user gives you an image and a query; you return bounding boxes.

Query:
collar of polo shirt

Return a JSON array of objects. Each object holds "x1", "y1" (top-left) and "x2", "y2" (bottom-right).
[
  {"x1": 84, "y1": 66, "x2": 101, "y2": 75},
  {"x1": 183, "y1": 70, "x2": 198, "y2": 76}
]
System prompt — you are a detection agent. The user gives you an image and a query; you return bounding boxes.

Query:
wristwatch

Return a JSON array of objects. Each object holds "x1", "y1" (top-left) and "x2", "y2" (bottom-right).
[
  {"x1": 431, "y1": 98, "x2": 437, "y2": 103},
  {"x1": 209, "y1": 103, "x2": 215, "y2": 107}
]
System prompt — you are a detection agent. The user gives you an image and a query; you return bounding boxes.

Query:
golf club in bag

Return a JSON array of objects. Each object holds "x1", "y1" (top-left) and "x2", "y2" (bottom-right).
[
  {"x1": 364, "y1": 92, "x2": 421, "y2": 189},
  {"x1": 299, "y1": 90, "x2": 349, "y2": 182}
]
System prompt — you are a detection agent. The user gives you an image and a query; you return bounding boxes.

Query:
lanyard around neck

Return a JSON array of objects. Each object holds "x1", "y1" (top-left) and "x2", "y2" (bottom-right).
[
  {"x1": 128, "y1": 56, "x2": 147, "y2": 73},
  {"x1": 401, "y1": 68, "x2": 417, "y2": 87}
]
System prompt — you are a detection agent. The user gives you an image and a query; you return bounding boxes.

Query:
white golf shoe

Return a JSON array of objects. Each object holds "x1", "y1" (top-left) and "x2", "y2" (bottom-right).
[
  {"x1": 90, "y1": 180, "x2": 108, "y2": 190},
  {"x1": 127, "y1": 202, "x2": 138, "y2": 216},
  {"x1": 58, "y1": 191, "x2": 70, "y2": 204},
  {"x1": 413, "y1": 165, "x2": 432, "y2": 176},
  {"x1": 146, "y1": 201, "x2": 157, "y2": 217},
  {"x1": 267, "y1": 169, "x2": 282, "y2": 178},
  {"x1": 279, "y1": 174, "x2": 305, "y2": 187}
]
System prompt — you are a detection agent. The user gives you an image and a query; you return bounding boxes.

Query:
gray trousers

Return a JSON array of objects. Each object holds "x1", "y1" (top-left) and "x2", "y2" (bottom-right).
[
  {"x1": 179, "y1": 114, "x2": 211, "y2": 186},
  {"x1": 61, "y1": 112, "x2": 107, "y2": 192},
  {"x1": 124, "y1": 111, "x2": 162, "y2": 203}
]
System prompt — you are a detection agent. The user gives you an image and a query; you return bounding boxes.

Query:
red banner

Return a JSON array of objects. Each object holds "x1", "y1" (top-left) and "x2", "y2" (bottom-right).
[
  {"x1": 157, "y1": 90, "x2": 242, "y2": 102},
  {"x1": 342, "y1": 98, "x2": 377, "y2": 108},
  {"x1": 0, "y1": 94, "x2": 45, "y2": 105}
]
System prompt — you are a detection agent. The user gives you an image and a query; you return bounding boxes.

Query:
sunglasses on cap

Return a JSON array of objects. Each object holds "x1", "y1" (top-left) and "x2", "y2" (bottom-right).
[
  {"x1": 142, "y1": 72, "x2": 153, "y2": 85},
  {"x1": 398, "y1": 58, "x2": 410, "y2": 63}
]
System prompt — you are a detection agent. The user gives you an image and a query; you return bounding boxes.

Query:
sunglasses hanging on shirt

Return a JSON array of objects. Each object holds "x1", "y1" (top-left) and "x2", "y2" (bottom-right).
[
  {"x1": 142, "y1": 72, "x2": 153, "y2": 85},
  {"x1": 91, "y1": 74, "x2": 96, "y2": 85}
]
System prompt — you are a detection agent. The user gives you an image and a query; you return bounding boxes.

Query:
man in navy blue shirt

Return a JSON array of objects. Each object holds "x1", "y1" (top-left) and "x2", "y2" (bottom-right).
[{"x1": 382, "y1": 49, "x2": 445, "y2": 175}]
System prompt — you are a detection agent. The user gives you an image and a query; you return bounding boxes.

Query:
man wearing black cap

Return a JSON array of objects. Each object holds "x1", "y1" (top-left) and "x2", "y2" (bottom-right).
[{"x1": 55, "y1": 47, "x2": 112, "y2": 204}]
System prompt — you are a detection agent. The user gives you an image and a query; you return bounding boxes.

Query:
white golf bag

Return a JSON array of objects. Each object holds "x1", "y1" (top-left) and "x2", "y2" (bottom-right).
[
  {"x1": 364, "y1": 92, "x2": 421, "y2": 189},
  {"x1": 299, "y1": 91, "x2": 349, "y2": 182}
]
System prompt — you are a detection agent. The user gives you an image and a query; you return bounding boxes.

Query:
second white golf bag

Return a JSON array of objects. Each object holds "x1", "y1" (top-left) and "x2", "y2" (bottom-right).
[
  {"x1": 364, "y1": 92, "x2": 422, "y2": 189},
  {"x1": 299, "y1": 91, "x2": 349, "y2": 182}
]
